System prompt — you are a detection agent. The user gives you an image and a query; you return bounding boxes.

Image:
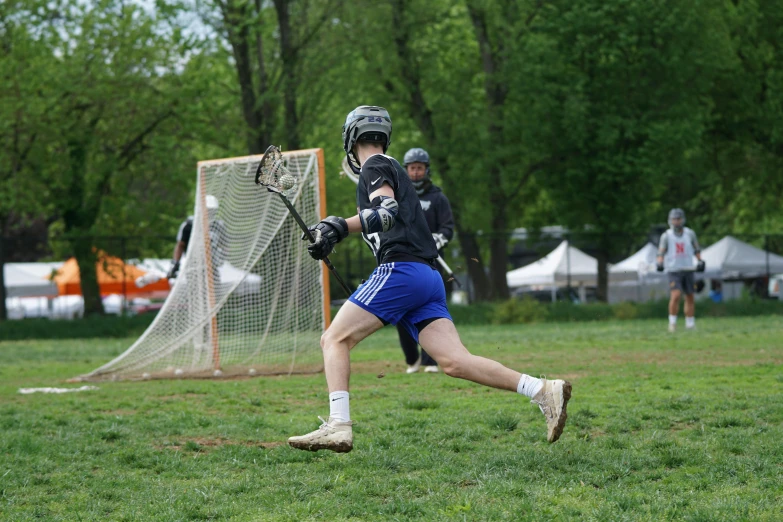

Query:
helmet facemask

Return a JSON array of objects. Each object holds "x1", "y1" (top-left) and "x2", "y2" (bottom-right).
[
  {"x1": 668, "y1": 208, "x2": 686, "y2": 233},
  {"x1": 403, "y1": 148, "x2": 431, "y2": 195}
]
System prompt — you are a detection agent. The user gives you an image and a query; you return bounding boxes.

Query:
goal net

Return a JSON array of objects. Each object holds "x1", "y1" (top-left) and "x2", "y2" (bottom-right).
[{"x1": 77, "y1": 149, "x2": 329, "y2": 381}]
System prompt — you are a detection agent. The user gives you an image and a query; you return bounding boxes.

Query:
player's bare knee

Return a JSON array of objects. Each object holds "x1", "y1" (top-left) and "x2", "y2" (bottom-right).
[
  {"x1": 320, "y1": 330, "x2": 340, "y2": 352},
  {"x1": 438, "y1": 355, "x2": 468, "y2": 379},
  {"x1": 320, "y1": 329, "x2": 355, "y2": 353},
  {"x1": 441, "y1": 363, "x2": 463, "y2": 378}
]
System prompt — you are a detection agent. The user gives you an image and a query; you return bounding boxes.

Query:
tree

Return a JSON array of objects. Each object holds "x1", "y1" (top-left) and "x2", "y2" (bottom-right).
[
  {"x1": 534, "y1": 0, "x2": 724, "y2": 300},
  {"x1": 0, "y1": 1, "x2": 60, "y2": 319},
  {"x1": 202, "y1": 0, "x2": 340, "y2": 154},
  {"x1": 6, "y1": 0, "x2": 214, "y2": 315},
  {"x1": 331, "y1": 0, "x2": 563, "y2": 300},
  {"x1": 684, "y1": 0, "x2": 783, "y2": 236}
]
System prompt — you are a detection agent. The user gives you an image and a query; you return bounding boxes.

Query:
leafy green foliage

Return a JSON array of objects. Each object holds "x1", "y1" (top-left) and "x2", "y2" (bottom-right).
[
  {"x1": 493, "y1": 295, "x2": 549, "y2": 324},
  {"x1": 2, "y1": 0, "x2": 783, "y2": 306}
]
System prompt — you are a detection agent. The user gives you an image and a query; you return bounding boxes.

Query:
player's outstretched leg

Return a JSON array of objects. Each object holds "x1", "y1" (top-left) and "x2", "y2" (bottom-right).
[{"x1": 418, "y1": 318, "x2": 571, "y2": 443}]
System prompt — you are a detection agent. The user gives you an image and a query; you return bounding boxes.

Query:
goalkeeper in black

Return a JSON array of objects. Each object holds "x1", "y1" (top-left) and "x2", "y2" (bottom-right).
[{"x1": 397, "y1": 147, "x2": 454, "y2": 374}]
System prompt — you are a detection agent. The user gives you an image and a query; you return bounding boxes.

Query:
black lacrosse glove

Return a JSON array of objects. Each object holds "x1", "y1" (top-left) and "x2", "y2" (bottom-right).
[
  {"x1": 696, "y1": 260, "x2": 706, "y2": 272},
  {"x1": 167, "y1": 260, "x2": 180, "y2": 279},
  {"x1": 656, "y1": 263, "x2": 664, "y2": 272},
  {"x1": 303, "y1": 216, "x2": 349, "y2": 260}
]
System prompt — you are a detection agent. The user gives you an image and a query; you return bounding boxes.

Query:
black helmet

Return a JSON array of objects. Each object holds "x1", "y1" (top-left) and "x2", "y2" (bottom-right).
[
  {"x1": 668, "y1": 208, "x2": 686, "y2": 232},
  {"x1": 403, "y1": 147, "x2": 431, "y2": 195},
  {"x1": 342, "y1": 106, "x2": 392, "y2": 174}
]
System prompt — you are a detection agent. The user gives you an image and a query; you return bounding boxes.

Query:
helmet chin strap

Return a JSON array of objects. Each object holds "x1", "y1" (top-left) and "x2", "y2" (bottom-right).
[{"x1": 346, "y1": 151, "x2": 362, "y2": 175}]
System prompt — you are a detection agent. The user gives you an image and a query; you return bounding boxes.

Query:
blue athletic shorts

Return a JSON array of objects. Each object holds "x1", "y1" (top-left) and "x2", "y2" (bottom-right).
[{"x1": 348, "y1": 261, "x2": 452, "y2": 342}]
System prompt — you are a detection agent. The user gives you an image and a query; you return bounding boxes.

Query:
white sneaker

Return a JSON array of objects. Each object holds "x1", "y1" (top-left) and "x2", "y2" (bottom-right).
[
  {"x1": 668, "y1": 323, "x2": 676, "y2": 333},
  {"x1": 530, "y1": 379, "x2": 572, "y2": 443},
  {"x1": 406, "y1": 356, "x2": 421, "y2": 374},
  {"x1": 423, "y1": 365, "x2": 439, "y2": 373},
  {"x1": 288, "y1": 416, "x2": 353, "y2": 453}
]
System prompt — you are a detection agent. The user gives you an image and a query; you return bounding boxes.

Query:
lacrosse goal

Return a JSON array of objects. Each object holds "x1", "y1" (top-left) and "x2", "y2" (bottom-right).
[{"x1": 75, "y1": 149, "x2": 329, "y2": 381}]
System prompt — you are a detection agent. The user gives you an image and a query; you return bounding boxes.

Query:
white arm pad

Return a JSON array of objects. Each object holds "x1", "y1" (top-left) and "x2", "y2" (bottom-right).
[{"x1": 359, "y1": 196, "x2": 399, "y2": 234}]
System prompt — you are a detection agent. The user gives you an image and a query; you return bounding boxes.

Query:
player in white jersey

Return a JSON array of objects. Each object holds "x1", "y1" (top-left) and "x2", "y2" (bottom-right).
[{"x1": 656, "y1": 208, "x2": 705, "y2": 332}]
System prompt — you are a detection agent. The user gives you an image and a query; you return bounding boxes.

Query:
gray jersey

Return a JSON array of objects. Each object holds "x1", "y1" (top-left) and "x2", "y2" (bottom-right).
[{"x1": 658, "y1": 227, "x2": 700, "y2": 271}]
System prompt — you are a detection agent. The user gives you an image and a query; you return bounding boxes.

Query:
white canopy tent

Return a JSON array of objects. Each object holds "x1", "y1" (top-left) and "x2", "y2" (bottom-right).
[
  {"x1": 135, "y1": 258, "x2": 262, "y2": 296},
  {"x1": 609, "y1": 243, "x2": 659, "y2": 279},
  {"x1": 607, "y1": 243, "x2": 671, "y2": 303},
  {"x1": 506, "y1": 241, "x2": 601, "y2": 288},
  {"x1": 507, "y1": 241, "x2": 638, "y2": 303},
  {"x1": 700, "y1": 236, "x2": 783, "y2": 278},
  {"x1": 3, "y1": 263, "x2": 62, "y2": 298}
]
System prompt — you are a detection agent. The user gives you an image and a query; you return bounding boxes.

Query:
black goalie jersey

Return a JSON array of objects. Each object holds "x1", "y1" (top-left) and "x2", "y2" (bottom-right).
[{"x1": 356, "y1": 154, "x2": 438, "y2": 265}]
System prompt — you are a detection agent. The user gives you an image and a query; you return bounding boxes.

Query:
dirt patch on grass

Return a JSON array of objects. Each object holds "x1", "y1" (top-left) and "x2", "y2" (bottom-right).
[{"x1": 350, "y1": 360, "x2": 395, "y2": 375}]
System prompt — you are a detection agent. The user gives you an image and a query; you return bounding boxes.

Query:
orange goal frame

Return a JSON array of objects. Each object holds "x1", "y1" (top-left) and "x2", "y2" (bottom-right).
[{"x1": 195, "y1": 148, "x2": 331, "y2": 371}]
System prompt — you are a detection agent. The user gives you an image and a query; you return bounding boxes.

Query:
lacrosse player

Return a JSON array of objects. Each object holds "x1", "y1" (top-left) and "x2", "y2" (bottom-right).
[
  {"x1": 397, "y1": 147, "x2": 455, "y2": 374},
  {"x1": 287, "y1": 106, "x2": 571, "y2": 453},
  {"x1": 167, "y1": 195, "x2": 226, "y2": 281},
  {"x1": 656, "y1": 208, "x2": 705, "y2": 332}
]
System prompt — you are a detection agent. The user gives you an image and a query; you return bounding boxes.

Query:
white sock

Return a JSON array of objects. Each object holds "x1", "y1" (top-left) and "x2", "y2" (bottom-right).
[
  {"x1": 685, "y1": 316, "x2": 695, "y2": 328},
  {"x1": 669, "y1": 315, "x2": 677, "y2": 326},
  {"x1": 517, "y1": 374, "x2": 543, "y2": 398},
  {"x1": 329, "y1": 391, "x2": 350, "y2": 422}
]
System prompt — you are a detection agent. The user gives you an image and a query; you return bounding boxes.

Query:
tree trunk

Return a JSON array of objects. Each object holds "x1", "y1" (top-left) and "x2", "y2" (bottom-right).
[
  {"x1": 62, "y1": 138, "x2": 105, "y2": 316},
  {"x1": 488, "y1": 235, "x2": 510, "y2": 301},
  {"x1": 273, "y1": 0, "x2": 300, "y2": 150},
  {"x1": 468, "y1": 4, "x2": 513, "y2": 301},
  {"x1": 222, "y1": 0, "x2": 267, "y2": 154},
  {"x1": 72, "y1": 236, "x2": 104, "y2": 316},
  {"x1": 0, "y1": 235, "x2": 6, "y2": 321},
  {"x1": 596, "y1": 248, "x2": 609, "y2": 303},
  {"x1": 457, "y1": 230, "x2": 492, "y2": 302},
  {"x1": 437, "y1": 165, "x2": 494, "y2": 301},
  {"x1": 254, "y1": 0, "x2": 275, "y2": 148}
]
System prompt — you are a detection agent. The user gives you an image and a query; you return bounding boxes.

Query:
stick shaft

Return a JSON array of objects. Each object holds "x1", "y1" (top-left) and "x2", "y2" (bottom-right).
[
  {"x1": 436, "y1": 255, "x2": 462, "y2": 288},
  {"x1": 276, "y1": 192, "x2": 353, "y2": 296}
]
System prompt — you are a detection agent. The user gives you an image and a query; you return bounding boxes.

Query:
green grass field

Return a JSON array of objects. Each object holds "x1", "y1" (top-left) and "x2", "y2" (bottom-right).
[{"x1": 1, "y1": 317, "x2": 782, "y2": 521}]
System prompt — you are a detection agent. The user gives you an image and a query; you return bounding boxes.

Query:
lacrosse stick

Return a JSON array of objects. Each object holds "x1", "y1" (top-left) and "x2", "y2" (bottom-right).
[
  {"x1": 341, "y1": 157, "x2": 462, "y2": 288},
  {"x1": 256, "y1": 145, "x2": 353, "y2": 296}
]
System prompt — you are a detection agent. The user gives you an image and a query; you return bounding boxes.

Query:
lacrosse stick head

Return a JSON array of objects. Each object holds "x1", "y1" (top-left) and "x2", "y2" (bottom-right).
[
  {"x1": 340, "y1": 156, "x2": 360, "y2": 185},
  {"x1": 255, "y1": 145, "x2": 298, "y2": 194}
]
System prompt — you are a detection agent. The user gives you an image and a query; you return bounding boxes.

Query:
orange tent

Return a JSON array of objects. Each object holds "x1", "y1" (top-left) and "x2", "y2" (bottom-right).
[{"x1": 51, "y1": 255, "x2": 170, "y2": 297}]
